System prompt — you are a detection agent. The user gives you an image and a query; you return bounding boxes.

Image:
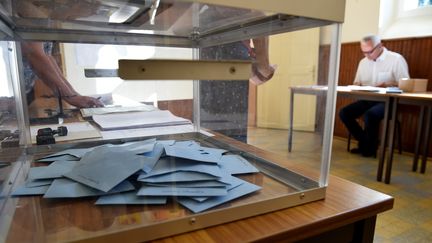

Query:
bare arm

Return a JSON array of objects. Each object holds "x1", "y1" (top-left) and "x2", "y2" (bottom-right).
[
  {"x1": 249, "y1": 37, "x2": 276, "y2": 85},
  {"x1": 21, "y1": 42, "x2": 103, "y2": 108}
]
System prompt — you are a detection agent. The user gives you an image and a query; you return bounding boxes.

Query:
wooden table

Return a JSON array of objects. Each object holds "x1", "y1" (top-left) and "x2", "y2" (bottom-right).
[
  {"x1": 289, "y1": 86, "x2": 394, "y2": 182},
  {"x1": 152, "y1": 175, "x2": 393, "y2": 243},
  {"x1": 384, "y1": 92, "x2": 432, "y2": 183},
  {"x1": 289, "y1": 86, "x2": 432, "y2": 184}
]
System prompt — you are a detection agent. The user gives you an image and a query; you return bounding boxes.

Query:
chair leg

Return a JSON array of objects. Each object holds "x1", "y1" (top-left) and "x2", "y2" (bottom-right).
[{"x1": 347, "y1": 133, "x2": 351, "y2": 152}]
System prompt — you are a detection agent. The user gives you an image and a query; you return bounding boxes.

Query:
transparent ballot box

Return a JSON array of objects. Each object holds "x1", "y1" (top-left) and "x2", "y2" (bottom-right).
[{"x1": 0, "y1": 0, "x2": 345, "y2": 242}]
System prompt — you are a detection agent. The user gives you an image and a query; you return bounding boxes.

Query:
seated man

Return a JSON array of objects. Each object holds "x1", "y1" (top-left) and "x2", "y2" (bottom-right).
[{"x1": 339, "y1": 34, "x2": 409, "y2": 157}]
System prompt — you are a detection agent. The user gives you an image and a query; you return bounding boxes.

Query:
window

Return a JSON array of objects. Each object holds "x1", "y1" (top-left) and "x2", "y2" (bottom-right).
[{"x1": 419, "y1": 0, "x2": 432, "y2": 7}]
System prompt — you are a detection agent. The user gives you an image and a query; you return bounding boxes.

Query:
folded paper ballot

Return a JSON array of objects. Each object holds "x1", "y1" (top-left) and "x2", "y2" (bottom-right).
[
  {"x1": 137, "y1": 186, "x2": 228, "y2": 197},
  {"x1": 189, "y1": 174, "x2": 245, "y2": 202},
  {"x1": 16, "y1": 138, "x2": 262, "y2": 213},
  {"x1": 144, "y1": 180, "x2": 229, "y2": 188},
  {"x1": 43, "y1": 178, "x2": 134, "y2": 198},
  {"x1": 164, "y1": 145, "x2": 225, "y2": 163},
  {"x1": 219, "y1": 155, "x2": 259, "y2": 175},
  {"x1": 177, "y1": 180, "x2": 261, "y2": 213},
  {"x1": 95, "y1": 191, "x2": 167, "y2": 205},
  {"x1": 28, "y1": 161, "x2": 77, "y2": 180},
  {"x1": 138, "y1": 171, "x2": 219, "y2": 183},
  {"x1": 25, "y1": 179, "x2": 54, "y2": 188},
  {"x1": 139, "y1": 157, "x2": 223, "y2": 179},
  {"x1": 37, "y1": 154, "x2": 80, "y2": 162},
  {"x1": 40, "y1": 148, "x2": 95, "y2": 160},
  {"x1": 64, "y1": 146, "x2": 146, "y2": 192},
  {"x1": 11, "y1": 184, "x2": 50, "y2": 196},
  {"x1": 92, "y1": 110, "x2": 191, "y2": 131}
]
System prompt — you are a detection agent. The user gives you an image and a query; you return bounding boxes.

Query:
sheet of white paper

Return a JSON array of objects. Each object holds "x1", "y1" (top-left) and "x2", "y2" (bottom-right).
[
  {"x1": 137, "y1": 171, "x2": 219, "y2": 183},
  {"x1": 30, "y1": 122, "x2": 101, "y2": 143},
  {"x1": 25, "y1": 179, "x2": 54, "y2": 188},
  {"x1": 219, "y1": 155, "x2": 259, "y2": 175},
  {"x1": 64, "y1": 146, "x2": 145, "y2": 192},
  {"x1": 11, "y1": 185, "x2": 50, "y2": 196},
  {"x1": 81, "y1": 104, "x2": 156, "y2": 118},
  {"x1": 137, "y1": 185, "x2": 227, "y2": 197},
  {"x1": 100, "y1": 124, "x2": 194, "y2": 140},
  {"x1": 177, "y1": 180, "x2": 261, "y2": 213},
  {"x1": 139, "y1": 157, "x2": 223, "y2": 179},
  {"x1": 93, "y1": 110, "x2": 191, "y2": 131},
  {"x1": 43, "y1": 178, "x2": 134, "y2": 198},
  {"x1": 95, "y1": 191, "x2": 167, "y2": 205},
  {"x1": 164, "y1": 145, "x2": 224, "y2": 163},
  {"x1": 28, "y1": 161, "x2": 77, "y2": 180}
]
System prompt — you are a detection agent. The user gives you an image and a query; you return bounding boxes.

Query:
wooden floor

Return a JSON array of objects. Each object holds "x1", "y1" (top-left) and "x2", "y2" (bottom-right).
[{"x1": 247, "y1": 127, "x2": 432, "y2": 243}]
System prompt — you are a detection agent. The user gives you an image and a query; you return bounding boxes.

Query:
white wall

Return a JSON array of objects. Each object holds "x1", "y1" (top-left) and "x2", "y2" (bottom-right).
[
  {"x1": 321, "y1": 0, "x2": 432, "y2": 44},
  {"x1": 63, "y1": 43, "x2": 193, "y2": 102}
]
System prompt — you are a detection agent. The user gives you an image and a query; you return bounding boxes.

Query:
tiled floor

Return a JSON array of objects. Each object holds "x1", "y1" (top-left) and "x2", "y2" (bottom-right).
[{"x1": 246, "y1": 127, "x2": 432, "y2": 242}]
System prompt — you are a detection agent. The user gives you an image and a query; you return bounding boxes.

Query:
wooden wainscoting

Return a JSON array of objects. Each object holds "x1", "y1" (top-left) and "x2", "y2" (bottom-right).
[{"x1": 329, "y1": 36, "x2": 432, "y2": 155}]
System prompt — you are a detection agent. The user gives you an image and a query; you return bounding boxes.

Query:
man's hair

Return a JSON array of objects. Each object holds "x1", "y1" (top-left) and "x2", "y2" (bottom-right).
[{"x1": 361, "y1": 34, "x2": 381, "y2": 47}]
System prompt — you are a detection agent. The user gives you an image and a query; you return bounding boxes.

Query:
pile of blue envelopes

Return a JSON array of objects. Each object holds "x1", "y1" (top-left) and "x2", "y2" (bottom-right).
[{"x1": 12, "y1": 138, "x2": 261, "y2": 213}]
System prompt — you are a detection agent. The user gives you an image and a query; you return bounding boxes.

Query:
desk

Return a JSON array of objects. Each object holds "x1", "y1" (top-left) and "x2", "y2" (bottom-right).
[
  {"x1": 289, "y1": 86, "x2": 393, "y2": 182},
  {"x1": 384, "y1": 92, "x2": 432, "y2": 183}
]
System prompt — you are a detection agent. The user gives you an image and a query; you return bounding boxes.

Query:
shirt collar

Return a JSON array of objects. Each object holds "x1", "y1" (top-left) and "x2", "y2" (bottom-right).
[{"x1": 375, "y1": 47, "x2": 388, "y2": 62}]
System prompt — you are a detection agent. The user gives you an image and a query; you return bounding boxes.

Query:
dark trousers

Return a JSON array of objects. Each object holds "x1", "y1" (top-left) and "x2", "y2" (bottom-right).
[{"x1": 339, "y1": 100, "x2": 384, "y2": 153}]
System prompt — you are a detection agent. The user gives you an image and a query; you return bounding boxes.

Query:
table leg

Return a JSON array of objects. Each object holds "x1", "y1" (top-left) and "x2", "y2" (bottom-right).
[
  {"x1": 377, "y1": 98, "x2": 391, "y2": 182},
  {"x1": 384, "y1": 97, "x2": 398, "y2": 184},
  {"x1": 420, "y1": 106, "x2": 432, "y2": 174},
  {"x1": 412, "y1": 105, "x2": 425, "y2": 172},
  {"x1": 288, "y1": 89, "x2": 294, "y2": 152}
]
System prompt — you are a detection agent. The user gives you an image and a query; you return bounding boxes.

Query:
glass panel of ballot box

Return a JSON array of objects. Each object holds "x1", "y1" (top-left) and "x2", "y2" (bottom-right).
[{"x1": 0, "y1": 0, "x2": 344, "y2": 241}]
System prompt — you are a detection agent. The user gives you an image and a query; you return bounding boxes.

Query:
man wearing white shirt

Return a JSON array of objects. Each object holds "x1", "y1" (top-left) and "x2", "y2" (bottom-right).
[{"x1": 339, "y1": 34, "x2": 409, "y2": 157}]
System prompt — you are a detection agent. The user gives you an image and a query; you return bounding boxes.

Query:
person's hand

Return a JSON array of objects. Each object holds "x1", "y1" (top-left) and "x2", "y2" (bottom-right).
[
  {"x1": 250, "y1": 64, "x2": 277, "y2": 85},
  {"x1": 64, "y1": 95, "x2": 104, "y2": 108}
]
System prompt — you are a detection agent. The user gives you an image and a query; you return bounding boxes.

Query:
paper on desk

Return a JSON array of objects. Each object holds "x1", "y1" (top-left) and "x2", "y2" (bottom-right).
[
  {"x1": 177, "y1": 179, "x2": 261, "y2": 213},
  {"x1": 93, "y1": 110, "x2": 191, "y2": 131},
  {"x1": 139, "y1": 157, "x2": 223, "y2": 179},
  {"x1": 81, "y1": 104, "x2": 156, "y2": 118},
  {"x1": 95, "y1": 191, "x2": 167, "y2": 205},
  {"x1": 36, "y1": 154, "x2": 80, "y2": 162},
  {"x1": 11, "y1": 184, "x2": 50, "y2": 196},
  {"x1": 25, "y1": 179, "x2": 54, "y2": 188},
  {"x1": 137, "y1": 171, "x2": 219, "y2": 183},
  {"x1": 137, "y1": 185, "x2": 227, "y2": 197},
  {"x1": 219, "y1": 155, "x2": 259, "y2": 175},
  {"x1": 30, "y1": 122, "x2": 101, "y2": 144},
  {"x1": 64, "y1": 146, "x2": 145, "y2": 192},
  {"x1": 164, "y1": 145, "x2": 225, "y2": 163},
  {"x1": 28, "y1": 161, "x2": 77, "y2": 180},
  {"x1": 43, "y1": 178, "x2": 134, "y2": 198},
  {"x1": 347, "y1": 85, "x2": 385, "y2": 92}
]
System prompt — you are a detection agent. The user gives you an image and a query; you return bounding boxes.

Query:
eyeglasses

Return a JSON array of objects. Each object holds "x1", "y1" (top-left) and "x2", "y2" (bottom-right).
[{"x1": 362, "y1": 44, "x2": 380, "y2": 55}]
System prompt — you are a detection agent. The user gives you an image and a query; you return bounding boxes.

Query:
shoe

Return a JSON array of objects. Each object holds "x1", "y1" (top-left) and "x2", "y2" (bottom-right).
[
  {"x1": 350, "y1": 148, "x2": 362, "y2": 154},
  {"x1": 361, "y1": 149, "x2": 376, "y2": 158}
]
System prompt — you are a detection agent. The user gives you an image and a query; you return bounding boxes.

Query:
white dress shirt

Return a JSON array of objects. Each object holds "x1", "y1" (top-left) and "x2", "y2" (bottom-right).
[{"x1": 354, "y1": 47, "x2": 409, "y2": 86}]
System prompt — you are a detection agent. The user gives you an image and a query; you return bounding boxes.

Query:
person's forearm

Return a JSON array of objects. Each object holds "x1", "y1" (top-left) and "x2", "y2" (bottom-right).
[{"x1": 252, "y1": 37, "x2": 270, "y2": 69}]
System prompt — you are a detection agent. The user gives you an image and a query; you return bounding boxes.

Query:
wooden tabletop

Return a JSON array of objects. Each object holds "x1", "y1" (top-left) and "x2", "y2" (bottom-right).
[{"x1": 152, "y1": 175, "x2": 393, "y2": 242}]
